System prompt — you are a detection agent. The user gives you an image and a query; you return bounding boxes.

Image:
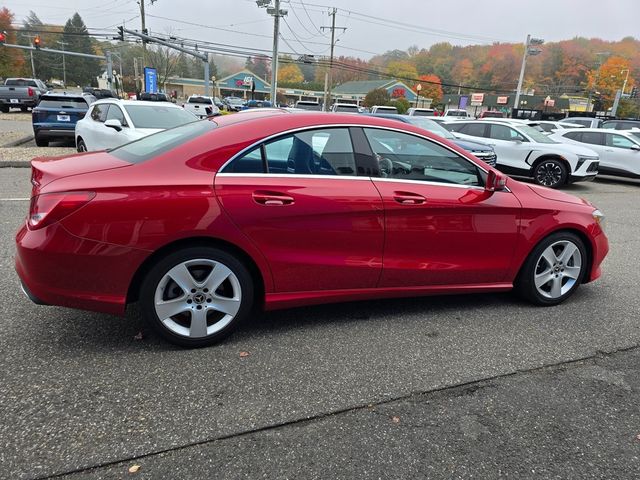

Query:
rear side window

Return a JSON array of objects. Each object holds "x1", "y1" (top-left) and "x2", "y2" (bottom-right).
[
  {"x1": 580, "y1": 132, "x2": 604, "y2": 145},
  {"x1": 458, "y1": 123, "x2": 487, "y2": 137},
  {"x1": 38, "y1": 97, "x2": 88, "y2": 109},
  {"x1": 223, "y1": 128, "x2": 357, "y2": 176}
]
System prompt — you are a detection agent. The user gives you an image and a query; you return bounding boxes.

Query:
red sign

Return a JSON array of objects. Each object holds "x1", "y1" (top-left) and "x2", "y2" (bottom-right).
[
  {"x1": 497, "y1": 96, "x2": 508, "y2": 105},
  {"x1": 391, "y1": 87, "x2": 406, "y2": 98}
]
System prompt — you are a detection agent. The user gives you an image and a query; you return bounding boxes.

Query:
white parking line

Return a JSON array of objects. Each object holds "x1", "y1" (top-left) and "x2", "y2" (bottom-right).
[{"x1": 0, "y1": 198, "x2": 30, "y2": 201}]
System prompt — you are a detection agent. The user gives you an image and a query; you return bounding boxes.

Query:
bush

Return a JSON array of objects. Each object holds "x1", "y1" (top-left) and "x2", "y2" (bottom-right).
[
  {"x1": 391, "y1": 97, "x2": 410, "y2": 114},
  {"x1": 363, "y1": 88, "x2": 391, "y2": 108}
]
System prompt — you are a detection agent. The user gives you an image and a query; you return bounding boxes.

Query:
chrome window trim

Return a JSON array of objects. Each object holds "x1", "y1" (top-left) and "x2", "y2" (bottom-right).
[
  {"x1": 216, "y1": 173, "x2": 371, "y2": 181},
  {"x1": 218, "y1": 123, "x2": 490, "y2": 176},
  {"x1": 217, "y1": 172, "x2": 512, "y2": 193}
]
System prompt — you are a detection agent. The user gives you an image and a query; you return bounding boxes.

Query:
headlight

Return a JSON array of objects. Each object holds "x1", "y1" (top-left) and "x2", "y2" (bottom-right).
[
  {"x1": 576, "y1": 156, "x2": 598, "y2": 170},
  {"x1": 592, "y1": 209, "x2": 605, "y2": 230}
]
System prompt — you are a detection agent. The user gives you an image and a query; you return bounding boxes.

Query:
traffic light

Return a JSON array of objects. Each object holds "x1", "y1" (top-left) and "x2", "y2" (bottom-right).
[
  {"x1": 0, "y1": 31, "x2": 6, "y2": 45},
  {"x1": 117, "y1": 26, "x2": 124, "y2": 41},
  {"x1": 631, "y1": 86, "x2": 638, "y2": 99},
  {"x1": 33, "y1": 35, "x2": 41, "y2": 50}
]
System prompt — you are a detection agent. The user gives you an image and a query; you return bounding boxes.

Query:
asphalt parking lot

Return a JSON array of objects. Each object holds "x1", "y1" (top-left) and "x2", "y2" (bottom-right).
[{"x1": 1, "y1": 166, "x2": 639, "y2": 479}]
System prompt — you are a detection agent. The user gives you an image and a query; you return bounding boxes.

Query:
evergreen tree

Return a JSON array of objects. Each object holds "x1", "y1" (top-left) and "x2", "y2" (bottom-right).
[
  {"x1": 20, "y1": 11, "x2": 59, "y2": 80},
  {"x1": 61, "y1": 13, "x2": 100, "y2": 87}
]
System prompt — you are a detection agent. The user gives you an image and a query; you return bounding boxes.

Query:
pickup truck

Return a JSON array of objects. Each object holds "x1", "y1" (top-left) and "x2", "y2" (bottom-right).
[{"x1": 0, "y1": 78, "x2": 48, "y2": 112}]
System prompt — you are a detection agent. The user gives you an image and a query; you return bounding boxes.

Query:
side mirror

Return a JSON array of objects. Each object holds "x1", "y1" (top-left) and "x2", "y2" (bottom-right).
[
  {"x1": 631, "y1": 144, "x2": 640, "y2": 151},
  {"x1": 485, "y1": 170, "x2": 507, "y2": 192},
  {"x1": 104, "y1": 119, "x2": 123, "y2": 132}
]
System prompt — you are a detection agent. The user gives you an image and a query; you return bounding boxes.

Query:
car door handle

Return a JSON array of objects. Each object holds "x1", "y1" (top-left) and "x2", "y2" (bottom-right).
[
  {"x1": 252, "y1": 191, "x2": 295, "y2": 206},
  {"x1": 393, "y1": 192, "x2": 427, "y2": 205}
]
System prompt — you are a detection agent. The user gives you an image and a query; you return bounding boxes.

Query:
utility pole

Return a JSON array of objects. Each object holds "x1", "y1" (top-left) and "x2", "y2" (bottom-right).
[
  {"x1": 586, "y1": 52, "x2": 609, "y2": 113},
  {"x1": 257, "y1": 0, "x2": 288, "y2": 105},
  {"x1": 321, "y1": 8, "x2": 346, "y2": 111},
  {"x1": 57, "y1": 40, "x2": 68, "y2": 86},
  {"x1": 514, "y1": 34, "x2": 544, "y2": 111},
  {"x1": 22, "y1": 34, "x2": 37, "y2": 77},
  {"x1": 139, "y1": 0, "x2": 147, "y2": 69}
]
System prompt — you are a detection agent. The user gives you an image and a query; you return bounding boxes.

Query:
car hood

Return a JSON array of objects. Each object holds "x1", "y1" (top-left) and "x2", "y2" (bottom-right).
[
  {"x1": 451, "y1": 138, "x2": 492, "y2": 152},
  {"x1": 132, "y1": 128, "x2": 164, "y2": 137},
  {"x1": 527, "y1": 183, "x2": 592, "y2": 207}
]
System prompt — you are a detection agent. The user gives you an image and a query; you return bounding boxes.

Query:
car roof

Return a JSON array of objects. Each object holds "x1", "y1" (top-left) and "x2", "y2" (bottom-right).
[{"x1": 92, "y1": 98, "x2": 180, "y2": 108}]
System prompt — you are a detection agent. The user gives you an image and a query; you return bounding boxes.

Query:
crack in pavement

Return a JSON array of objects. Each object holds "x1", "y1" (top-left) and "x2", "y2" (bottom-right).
[{"x1": 38, "y1": 342, "x2": 640, "y2": 480}]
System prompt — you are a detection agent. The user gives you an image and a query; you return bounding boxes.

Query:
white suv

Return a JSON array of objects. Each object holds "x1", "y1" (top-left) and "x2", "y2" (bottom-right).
[
  {"x1": 444, "y1": 108, "x2": 471, "y2": 119},
  {"x1": 75, "y1": 99, "x2": 197, "y2": 152},
  {"x1": 447, "y1": 120, "x2": 599, "y2": 188}
]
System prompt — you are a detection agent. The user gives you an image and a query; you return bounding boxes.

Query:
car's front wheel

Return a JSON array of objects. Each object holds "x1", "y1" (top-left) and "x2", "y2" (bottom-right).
[
  {"x1": 76, "y1": 138, "x2": 87, "y2": 152},
  {"x1": 516, "y1": 232, "x2": 587, "y2": 306},
  {"x1": 139, "y1": 247, "x2": 254, "y2": 347},
  {"x1": 533, "y1": 158, "x2": 567, "y2": 189}
]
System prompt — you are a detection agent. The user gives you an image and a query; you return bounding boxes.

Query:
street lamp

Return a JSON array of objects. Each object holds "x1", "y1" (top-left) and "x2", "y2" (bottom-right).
[
  {"x1": 415, "y1": 83, "x2": 422, "y2": 108},
  {"x1": 621, "y1": 69, "x2": 630, "y2": 95},
  {"x1": 514, "y1": 34, "x2": 544, "y2": 110}
]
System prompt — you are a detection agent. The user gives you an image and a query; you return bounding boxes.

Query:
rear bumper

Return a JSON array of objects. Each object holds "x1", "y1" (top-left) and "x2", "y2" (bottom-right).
[
  {"x1": 33, "y1": 125, "x2": 76, "y2": 139},
  {"x1": 15, "y1": 222, "x2": 150, "y2": 316},
  {"x1": 1, "y1": 99, "x2": 37, "y2": 107}
]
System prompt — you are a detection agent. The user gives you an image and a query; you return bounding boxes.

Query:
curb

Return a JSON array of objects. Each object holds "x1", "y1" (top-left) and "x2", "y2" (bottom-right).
[
  {"x1": 0, "y1": 160, "x2": 31, "y2": 168},
  {"x1": 2, "y1": 135, "x2": 34, "y2": 148}
]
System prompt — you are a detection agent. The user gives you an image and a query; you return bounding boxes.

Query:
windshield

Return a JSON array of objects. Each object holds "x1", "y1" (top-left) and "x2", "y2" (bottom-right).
[
  {"x1": 188, "y1": 96, "x2": 213, "y2": 104},
  {"x1": 109, "y1": 120, "x2": 214, "y2": 164},
  {"x1": 37, "y1": 97, "x2": 88, "y2": 109},
  {"x1": 404, "y1": 117, "x2": 456, "y2": 139},
  {"x1": 124, "y1": 105, "x2": 197, "y2": 129},
  {"x1": 226, "y1": 98, "x2": 244, "y2": 105},
  {"x1": 518, "y1": 125, "x2": 557, "y2": 143},
  {"x1": 447, "y1": 110, "x2": 467, "y2": 117}
]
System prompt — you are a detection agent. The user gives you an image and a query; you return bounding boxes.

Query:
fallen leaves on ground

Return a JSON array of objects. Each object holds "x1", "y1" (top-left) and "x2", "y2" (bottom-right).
[
  {"x1": 239, "y1": 351, "x2": 250, "y2": 358},
  {"x1": 128, "y1": 464, "x2": 141, "y2": 473},
  {"x1": 391, "y1": 416, "x2": 400, "y2": 424}
]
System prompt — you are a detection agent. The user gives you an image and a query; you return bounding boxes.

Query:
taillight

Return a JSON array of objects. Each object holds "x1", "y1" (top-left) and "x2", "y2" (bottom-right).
[
  {"x1": 27, "y1": 87, "x2": 34, "y2": 97},
  {"x1": 28, "y1": 191, "x2": 95, "y2": 230}
]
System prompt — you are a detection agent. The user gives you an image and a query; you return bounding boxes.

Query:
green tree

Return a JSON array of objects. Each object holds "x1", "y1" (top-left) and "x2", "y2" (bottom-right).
[
  {"x1": 363, "y1": 88, "x2": 390, "y2": 107},
  {"x1": 20, "y1": 11, "x2": 60, "y2": 80},
  {"x1": 0, "y1": 8, "x2": 25, "y2": 77},
  {"x1": 61, "y1": 13, "x2": 101, "y2": 87}
]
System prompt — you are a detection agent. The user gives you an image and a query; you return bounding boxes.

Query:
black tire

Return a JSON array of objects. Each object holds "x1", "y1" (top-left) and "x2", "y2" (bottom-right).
[
  {"x1": 515, "y1": 231, "x2": 588, "y2": 306},
  {"x1": 34, "y1": 134, "x2": 48, "y2": 147},
  {"x1": 0, "y1": 105, "x2": 9, "y2": 113},
  {"x1": 76, "y1": 138, "x2": 87, "y2": 152},
  {"x1": 139, "y1": 246, "x2": 254, "y2": 347},
  {"x1": 533, "y1": 158, "x2": 567, "y2": 189},
  {"x1": 20, "y1": 106, "x2": 28, "y2": 112}
]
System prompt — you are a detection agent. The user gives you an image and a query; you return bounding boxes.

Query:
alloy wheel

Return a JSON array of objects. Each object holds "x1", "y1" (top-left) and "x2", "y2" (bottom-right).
[
  {"x1": 533, "y1": 240, "x2": 582, "y2": 299},
  {"x1": 153, "y1": 259, "x2": 242, "y2": 338},
  {"x1": 535, "y1": 161, "x2": 564, "y2": 187}
]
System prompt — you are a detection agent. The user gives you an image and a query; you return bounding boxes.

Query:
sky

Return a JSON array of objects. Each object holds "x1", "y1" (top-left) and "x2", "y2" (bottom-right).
[{"x1": 6, "y1": 0, "x2": 640, "y2": 60}]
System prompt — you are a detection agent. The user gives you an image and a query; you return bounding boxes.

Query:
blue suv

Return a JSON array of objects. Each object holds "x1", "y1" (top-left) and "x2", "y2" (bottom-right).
[{"x1": 32, "y1": 92, "x2": 95, "y2": 147}]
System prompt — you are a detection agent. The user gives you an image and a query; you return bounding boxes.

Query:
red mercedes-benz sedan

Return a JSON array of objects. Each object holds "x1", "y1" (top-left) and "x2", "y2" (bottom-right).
[{"x1": 16, "y1": 111, "x2": 609, "y2": 347}]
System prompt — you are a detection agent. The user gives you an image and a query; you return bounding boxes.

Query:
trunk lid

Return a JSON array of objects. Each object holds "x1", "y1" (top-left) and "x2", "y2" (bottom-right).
[{"x1": 31, "y1": 151, "x2": 130, "y2": 196}]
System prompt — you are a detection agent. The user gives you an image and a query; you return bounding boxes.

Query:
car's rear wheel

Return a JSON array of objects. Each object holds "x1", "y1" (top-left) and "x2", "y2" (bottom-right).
[
  {"x1": 34, "y1": 134, "x2": 48, "y2": 147},
  {"x1": 139, "y1": 247, "x2": 254, "y2": 347},
  {"x1": 516, "y1": 232, "x2": 587, "y2": 306},
  {"x1": 0, "y1": 105, "x2": 9, "y2": 113},
  {"x1": 533, "y1": 158, "x2": 567, "y2": 189},
  {"x1": 76, "y1": 138, "x2": 87, "y2": 152}
]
